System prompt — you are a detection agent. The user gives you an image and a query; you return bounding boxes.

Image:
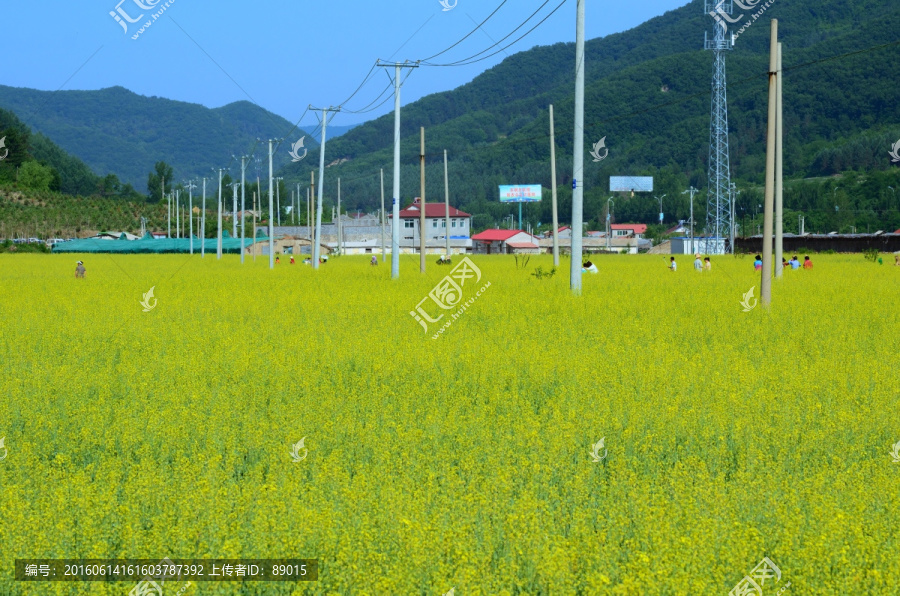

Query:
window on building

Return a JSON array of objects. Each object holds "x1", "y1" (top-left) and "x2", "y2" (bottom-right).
[
  {"x1": 432, "y1": 220, "x2": 438, "y2": 228},
  {"x1": 451, "y1": 219, "x2": 457, "y2": 228},
  {"x1": 441, "y1": 220, "x2": 446, "y2": 228},
  {"x1": 404, "y1": 220, "x2": 414, "y2": 229}
]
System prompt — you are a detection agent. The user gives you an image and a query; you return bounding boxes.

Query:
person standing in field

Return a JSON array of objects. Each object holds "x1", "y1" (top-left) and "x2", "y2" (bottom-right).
[
  {"x1": 704, "y1": 257, "x2": 711, "y2": 271},
  {"x1": 290, "y1": 255, "x2": 295, "y2": 265},
  {"x1": 754, "y1": 255, "x2": 763, "y2": 271},
  {"x1": 669, "y1": 257, "x2": 677, "y2": 272},
  {"x1": 894, "y1": 253, "x2": 900, "y2": 266},
  {"x1": 582, "y1": 261, "x2": 598, "y2": 274},
  {"x1": 803, "y1": 256, "x2": 813, "y2": 269},
  {"x1": 694, "y1": 254, "x2": 703, "y2": 272},
  {"x1": 790, "y1": 256, "x2": 801, "y2": 270},
  {"x1": 75, "y1": 261, "x2": 85, "y2": 279}
]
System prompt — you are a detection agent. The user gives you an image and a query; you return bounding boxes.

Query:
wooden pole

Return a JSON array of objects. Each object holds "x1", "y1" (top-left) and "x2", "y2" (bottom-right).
[{"x1": 420, "y1": 127, "x2": 426, "y2": 272}]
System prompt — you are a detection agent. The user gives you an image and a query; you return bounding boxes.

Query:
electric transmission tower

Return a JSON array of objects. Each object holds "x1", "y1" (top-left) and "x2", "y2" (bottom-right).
[{"x1": 704, "y1": 1, "x2": 734, "y2": 254}]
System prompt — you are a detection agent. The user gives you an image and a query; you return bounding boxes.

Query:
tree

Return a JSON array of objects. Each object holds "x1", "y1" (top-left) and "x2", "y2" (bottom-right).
[
  {"x1": 147, "y1": 161, "x2": 174, "y2": 202},
  {"x1": 18, "y1": 161, "x2": 54, "y2": 191}
]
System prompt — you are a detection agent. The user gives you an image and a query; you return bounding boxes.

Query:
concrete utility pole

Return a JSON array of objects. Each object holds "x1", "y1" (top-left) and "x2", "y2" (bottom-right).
[
  {"x1": 337, "y1": 177, "x2": 342, "y2": 255},
  {"x1": 310, "y1": 107, "x2": 340, "y2": 269},
  {"x1": 761, "y1": 20, "x2": 779, "y2": 307},
  {"x1": 443, "y1": 150, "x2": 451, "y2": 257},
  {"x1": 231, "y1": 182, "x2": 239, "y2": 240},
  {"x1": 377, "y1": 60, "x2": 419, "y2": 279},
  {"x1": 419, "y1": 127, "x2": 426, "y2": 272},
  {"x1": 380, "y1": 168, "x2": 386, "y2": 262},
  {"x1": 268, "y1": 139, "x2": 276, "y2": 269},
  {"x1": 216, "y1": 168, "x2": 225, "y2": 259},
  {"x1": 683, "y1": 187, "x2": 699, "y2": 253},
  {"x1": 186, "y1": 181, "x2": 197, "y2": 254},
  {"x1": 275, "y1": 176, "x2": 284, "y2": 227},
  {"x1": 253, "y1": 191, "x2": 257, "y2": 263},
  {"x1": 201, "y1": 178, "x2": 207, "y2": 257},
  {"x1": 309, "y1": 171, "x2": 315, "y2": 245},
  {"x1": 550, "y1": 104, "x2": 560, "y2": 268},
  {"x1": 175, "y1": 189, "x2": 180, "y2": 239},
  {"x1": 606, "y1": 198, "x2": 614, "y2": 253},
  {"x1": 775, "y1": 42, "x2": 784, "y2": 279},
  {"x1": 240, "y1": 156, "x2": 248, "y2": 264},
  {"x1": 570, "y1": 0, "x2": 586, "y2": 294},
  {"x1": 163, "y1": 176, "x2": 168, "y2": 238}
]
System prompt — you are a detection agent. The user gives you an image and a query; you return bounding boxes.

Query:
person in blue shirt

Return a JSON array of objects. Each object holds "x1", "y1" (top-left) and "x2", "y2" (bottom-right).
[
  {"x1": 754, "y1": 255, "x2": 763, "y2": 271},
  {"x1": 669, "y1": 257, "x2": 677, "y2": 272},
  {"x1": 790, "y1": 256, "x2": 801, "y2": 269}
]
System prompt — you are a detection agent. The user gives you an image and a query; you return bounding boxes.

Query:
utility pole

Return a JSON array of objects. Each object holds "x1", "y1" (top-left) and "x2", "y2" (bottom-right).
[
  {"x1": 655, "y1": 194, "x2": 666, "y2": 225},
  {"x1": 309, "y1": 107, "x2": 340, "y2": 269},
  {"x1": 419, "y1": 127, "x2": 426, "y2": 272},
  {"x1": 570, "y1": 0, "x2": 586, "y2": 294},
  {"x1": 337, "y1": 177, "x2": 342, "y2": 255},
  {"x1": 775, "y1": 42, "x2": 784, "y2": 279},
  {"x1": 275, "y1": 176, "x2": 283, "y2": 227},
  {"x1": 443, "y1": 150, "x2": 451, "y2": 258},
  {"x1": 240, "y1": 155, "x2": 248, "y2": 264},
  {"x1": 175, "y1": 189, "x2": 180, "y2": 240},
  {"x1": 606, "y1": 198, "x2": 614, "y2": 253},
  {"x1": 550, "y1": 104, "x2": 560, "y2": 268},
  {"x1": 377, "y1": 60, "x2": 419, "y2": 279},
  {"x1": 163, "y1": 176, "x2": 168, "y2": 239},
  {"x1": 253, "y1": 191, "x2": 257, "y2": 263},
  {"x1": 216, "y1": 168, "x2": 225, "y2": 259},
  {"x1": 683, "y1": 187, "x2": 699, "y2": 254},
  {"x1": 761, "y1": 19, "x2": 779, "y2": 307},
  {"x1": 268, "y1": 139, "x2": 276, "y2": 269},
  {"x1": 309, "y1": 171, "x2": 315, "y2": 246},
  {"x1": 231, "y1": 182, "x2": 239, "y2": 240},
  {"x1": 380, "y1": 168, "x2": 386, "y2": 262},
  {"x1": 186, "y1": 181, "x2": 197, "y2": 255},
  {"x1": 201, "y1": 179, "x2": 207, "y2": 257}
]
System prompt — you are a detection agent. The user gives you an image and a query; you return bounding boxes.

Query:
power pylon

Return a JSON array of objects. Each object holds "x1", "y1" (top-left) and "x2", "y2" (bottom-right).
[{"x1": 704, "y1": 1, "x2": 734, "y2": 254}]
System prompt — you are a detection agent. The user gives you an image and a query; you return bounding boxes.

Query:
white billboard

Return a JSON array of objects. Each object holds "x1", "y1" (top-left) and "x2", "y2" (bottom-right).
[{"x1": 610, "y1": 176, "x2": 654, "y2": 192}]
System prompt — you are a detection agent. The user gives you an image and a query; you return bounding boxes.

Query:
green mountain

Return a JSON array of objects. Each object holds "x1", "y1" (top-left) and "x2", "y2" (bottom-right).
[
  {"x1": 0, "y1": 107, "x2": 108, "y2": 196},
  {"x1": 0, "y1": 86, "x2": 320, "y2": 191},
  {"x1": 278, "y1": 0, "x2": 900, "y2": 233}
]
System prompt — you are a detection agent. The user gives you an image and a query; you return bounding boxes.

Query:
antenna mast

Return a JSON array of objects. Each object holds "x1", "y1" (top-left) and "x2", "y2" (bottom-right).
[{"x1": 704, "y1": 1, "x2": 734, "y2": 254}]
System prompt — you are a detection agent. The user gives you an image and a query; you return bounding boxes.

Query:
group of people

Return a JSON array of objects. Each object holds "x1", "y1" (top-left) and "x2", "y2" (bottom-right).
[
  {"x1": 582, "y1": 261, "x2": 598, "y2": 274},
  {"x1": 753, "y1": 254, "x2": 812, "y2": 270}
]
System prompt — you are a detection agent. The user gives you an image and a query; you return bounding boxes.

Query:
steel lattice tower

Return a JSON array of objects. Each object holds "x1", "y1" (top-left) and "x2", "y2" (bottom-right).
[{"x1": 704, "y1": 1, "x2": 734, "y2": 254}]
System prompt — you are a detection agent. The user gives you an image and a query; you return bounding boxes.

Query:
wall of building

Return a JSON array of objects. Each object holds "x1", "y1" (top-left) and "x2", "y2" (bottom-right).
[{"x1": 736, "y1": 234, "x2": 900, "y2": 254}]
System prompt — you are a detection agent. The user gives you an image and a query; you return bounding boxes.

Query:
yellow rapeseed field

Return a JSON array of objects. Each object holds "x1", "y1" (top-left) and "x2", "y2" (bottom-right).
[{"x1": 0, "y1": 252, "x2": 898, "y2": 595}]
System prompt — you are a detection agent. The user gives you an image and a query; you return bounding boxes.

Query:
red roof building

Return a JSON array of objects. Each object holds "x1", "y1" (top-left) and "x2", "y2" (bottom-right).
[
  {"x1": 472, "y1": 229, "x2": 541, "y2": 254},
  {"x1": 610, "y1": 224, "x2": 648, "y2": 238}
]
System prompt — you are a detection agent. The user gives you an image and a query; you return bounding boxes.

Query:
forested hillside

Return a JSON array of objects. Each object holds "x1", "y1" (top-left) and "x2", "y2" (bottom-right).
[{"x1": 277, "y1": 0, "x2": 900, "y2": 234}]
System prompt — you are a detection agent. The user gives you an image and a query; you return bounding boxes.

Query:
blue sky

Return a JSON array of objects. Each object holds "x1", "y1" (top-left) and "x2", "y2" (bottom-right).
[{"x1": 1, "y1": 0, "x2": 688, "y2": 129}]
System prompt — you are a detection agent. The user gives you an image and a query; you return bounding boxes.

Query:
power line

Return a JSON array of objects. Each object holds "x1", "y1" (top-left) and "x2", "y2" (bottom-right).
[
  {"x1": 423, "y1": 0, "x2": 568, "y2": 67},
  {"x1": 420, "y1": 1, "x2": 510, "y2": 62},
  {"x1": 425, "y1": 0, "x2": 556, "y2": 67}
]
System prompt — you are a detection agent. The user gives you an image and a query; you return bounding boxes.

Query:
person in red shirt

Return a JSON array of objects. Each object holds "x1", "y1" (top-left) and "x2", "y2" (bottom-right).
[{"x1": 803, "y1": 256, "x2": 813, "y2": 269}]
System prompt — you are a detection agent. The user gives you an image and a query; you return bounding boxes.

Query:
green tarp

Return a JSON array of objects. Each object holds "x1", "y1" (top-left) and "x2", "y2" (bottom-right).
[{"x1": 52, "y1": 233, "x2": 274, "y2": 254}]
